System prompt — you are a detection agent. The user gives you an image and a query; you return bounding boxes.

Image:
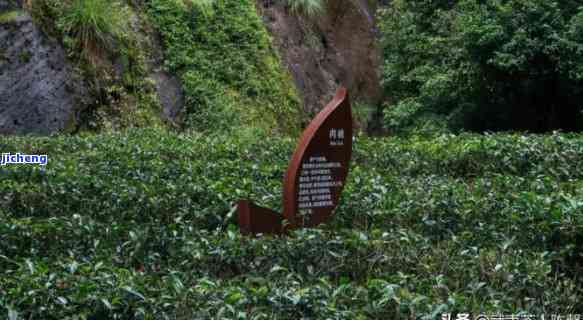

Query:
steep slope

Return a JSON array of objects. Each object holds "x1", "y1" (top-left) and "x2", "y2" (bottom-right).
[
  {"x1": 0, "y1": 0, "x2": 174, "y2": 134},
  {"x1": 1, "y1": 0, "x2": 380, "y2": 135},
  {"x1": 145, "y1": 0, "x2": 302, "y2": 134}
]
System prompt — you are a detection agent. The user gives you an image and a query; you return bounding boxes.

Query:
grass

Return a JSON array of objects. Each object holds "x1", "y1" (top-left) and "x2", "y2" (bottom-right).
[
  {"x1": 287, "y1": 0, "x2": 326, "y2": 17},
  {"x1": 1, "y1": 129, "x2": 583, "y2": 318},
  {"x1": 58, "y1": 0, "x2": 126, "y2": 57}
]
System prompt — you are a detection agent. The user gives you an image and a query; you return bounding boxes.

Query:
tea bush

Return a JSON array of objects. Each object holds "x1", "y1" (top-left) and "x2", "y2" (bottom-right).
[{"x1": 1, "y1": 129, "x2": 583, "y2": 318}]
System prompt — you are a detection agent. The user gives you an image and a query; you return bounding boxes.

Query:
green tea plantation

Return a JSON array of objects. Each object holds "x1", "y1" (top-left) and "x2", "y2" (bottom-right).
[{"x1": 1, "y1": 128, "x2": 583, "y2": 319}]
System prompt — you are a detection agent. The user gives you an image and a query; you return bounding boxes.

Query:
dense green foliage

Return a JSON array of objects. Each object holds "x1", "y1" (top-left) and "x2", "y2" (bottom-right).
[
  {"x1": 145, "y1": 0, "x2": 302, "y2": 134},
  {"x1": 2, "y1": 129, "x2": 583, "y2": 318},
  {"x1": 379, "y1": 0, "x2": 583, "y2": 134}
]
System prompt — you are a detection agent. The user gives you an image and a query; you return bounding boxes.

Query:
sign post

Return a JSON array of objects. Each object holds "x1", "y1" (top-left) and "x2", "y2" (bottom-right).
[{"x1": 238, "y1": 87, "x2": 353, "y2": 235}]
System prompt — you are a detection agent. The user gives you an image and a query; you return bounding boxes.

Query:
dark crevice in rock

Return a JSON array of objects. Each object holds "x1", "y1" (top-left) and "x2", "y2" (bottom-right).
[{"x1": 129, "y1": 5, "x2": 184, "y2": 127}]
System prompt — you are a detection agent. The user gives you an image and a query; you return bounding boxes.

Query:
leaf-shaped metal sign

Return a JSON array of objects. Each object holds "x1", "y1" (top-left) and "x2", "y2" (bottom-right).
[
  {"x1": 237, "y1": 87, "x2": 352, "y2": 234},
  {"x1": 282, "y1": 87, "x2": 352, "y2": 228}
]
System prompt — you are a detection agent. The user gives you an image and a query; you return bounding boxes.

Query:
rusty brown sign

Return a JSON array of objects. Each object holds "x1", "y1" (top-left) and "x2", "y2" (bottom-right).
[{"x1": 238, "y1": 87, "x2": 353, "y2": 235}]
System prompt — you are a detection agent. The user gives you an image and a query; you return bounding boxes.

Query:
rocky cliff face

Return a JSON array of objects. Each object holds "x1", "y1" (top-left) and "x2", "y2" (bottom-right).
[
  {"x1": 256, "y1": 0, "x2": 383, "y2": 119},
  {"x1": 1, "y1": 0, "x2": 383, "y2": 135},
  {"x1": 0, "y1": 0, "x2": 89, "y2": 135},
  {"x1": 0, "y1": 0, "x2": 183, "y2": 135}
]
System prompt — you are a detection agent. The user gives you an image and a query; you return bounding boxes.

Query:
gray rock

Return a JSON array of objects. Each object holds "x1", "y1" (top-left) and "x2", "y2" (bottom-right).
[
  {"x1": 145, "y1": 27, "x2": 184, "y2": 125},
  {"x1": 0, "y1": 5, "x2": 88, "y2": 135}
]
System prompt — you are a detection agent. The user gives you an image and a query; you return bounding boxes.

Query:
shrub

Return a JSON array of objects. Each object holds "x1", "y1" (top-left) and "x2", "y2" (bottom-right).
[
  {"x1": 58, "y1": 0, "x2": 127, "y2": 58},
  {"x1": 1, "y1": 129, "x2": 583, "y2": 317}
]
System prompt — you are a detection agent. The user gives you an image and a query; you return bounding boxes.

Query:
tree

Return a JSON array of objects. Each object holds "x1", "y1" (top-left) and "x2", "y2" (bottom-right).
[{"x1": 379, "y1": 0, "x2": 583, "y2": 133}]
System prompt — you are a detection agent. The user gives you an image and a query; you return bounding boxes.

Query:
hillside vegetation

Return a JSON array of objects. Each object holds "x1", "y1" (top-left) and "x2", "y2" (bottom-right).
[
  {"x1": 145, "y1": 0, "x2": 301, "y2": 133},
  {"x1": 24, "y1": 0, "x2": 301, "y2": 133},
  {"x1": 1, "y1": 129, "x2": 583, "y2": 318}
]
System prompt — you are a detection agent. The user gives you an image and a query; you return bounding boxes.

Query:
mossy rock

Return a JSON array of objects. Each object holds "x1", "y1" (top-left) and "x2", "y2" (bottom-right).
[{"x1": 0, "y1": 10, "x2": 24, "y2": 24}]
